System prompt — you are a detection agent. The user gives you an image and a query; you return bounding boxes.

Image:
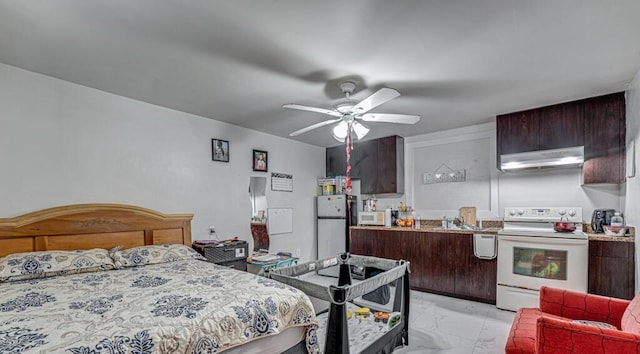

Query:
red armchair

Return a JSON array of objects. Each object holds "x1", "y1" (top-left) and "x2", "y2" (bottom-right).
[{"x1": 505, "y1": 286, "x2": 640, "y2": 353}]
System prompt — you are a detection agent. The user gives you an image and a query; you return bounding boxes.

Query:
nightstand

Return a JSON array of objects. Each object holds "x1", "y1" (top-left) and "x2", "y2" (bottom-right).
[{"x1": 193, "y1": 239, "x2": 248, "y2": 271}]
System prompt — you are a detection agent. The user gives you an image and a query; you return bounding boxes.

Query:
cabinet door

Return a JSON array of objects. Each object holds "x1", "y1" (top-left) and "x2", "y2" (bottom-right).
[
  {"x1": 325, "y1": 145, "x2": 346, "y2": 177},
  {"x1": 496, "y1": 111, "x2": 540, "y2": 169},
  {"x1": 328, "y1": 140, "x2": 378, "y2": 193},
  {"x1": 588, "y1": 240, "x2": 635, "y2": 300},
  {"x1": 350, "y1": 229, "x2": 418, "y2": 285},
  {"x1": 325, "y1": 136, "x2": 404, "y2": 194},
  {"x1": 376, "y1": 136, "x2": 404, "y2": 194},
  {"x1": 452, "y1": 233, "x2": 497, "y2": 303},
  {"x1": 538, "y1": 101, "x2": 583, "y2": 151},
  {"x1": 583, "y1": 93, "x2": 626, "y2": 184},
  {"x1": 350, "y1": 140, "x2": 378, "y2": 194},
  {"x1": 421, "y1": 232, "x2": 455, "y2": 294},
  {"x1": 350, "y1": 228, "x2": 375, "y2": 257}
]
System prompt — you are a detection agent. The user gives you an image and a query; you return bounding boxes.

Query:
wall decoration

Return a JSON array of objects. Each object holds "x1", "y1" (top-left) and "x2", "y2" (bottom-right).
[
  {"x1": 253, "y1": 150, "x2": 268, "y2": 172},
  {"x1": 423, "y1": 163, "x2": 466, "y2": 184},
  {"x1": 212, "y1": 139, "x2": 229, "y2": 162},
  {"x1": 271, "y1": 172, "x2": 293, "y2": 192}
]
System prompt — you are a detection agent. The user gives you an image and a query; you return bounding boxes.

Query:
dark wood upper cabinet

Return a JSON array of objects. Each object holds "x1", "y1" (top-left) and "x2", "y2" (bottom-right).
[
  {"x1": 539, "y1": 101, "x2": 584, "y2": 151},
  {"x1": 326, "y1": 135, "x2": 404, "y2": 194},
  {"x1": 496, "y1": 111, "x2": 540, "y2": 156},
  {"x1": 496, "y1": 92, "x2": 625, "y2": 184},
  {"x1": 582, "y1": 93, "x2": 626, "y2": 184},
  {"x1": 376, "y1": 136, "x2": 404, "y2": 194}
]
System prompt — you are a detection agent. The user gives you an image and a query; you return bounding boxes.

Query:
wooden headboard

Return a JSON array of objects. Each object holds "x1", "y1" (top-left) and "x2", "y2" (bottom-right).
[{"x1": 0, "y1": 204, "x2": 193, "y2": 257}]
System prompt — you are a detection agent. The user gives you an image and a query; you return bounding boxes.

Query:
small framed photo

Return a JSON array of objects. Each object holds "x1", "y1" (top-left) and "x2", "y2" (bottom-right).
[
  {"x1": 212, "y1": 139, "x2": 229, "y2": 162},
  {"x1": 253, "y1": 150, "x2": 268, "y2": 172}
]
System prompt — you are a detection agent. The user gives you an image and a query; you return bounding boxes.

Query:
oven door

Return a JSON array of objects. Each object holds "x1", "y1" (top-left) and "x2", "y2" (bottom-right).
[{"x1": 497, "y1": 234, "x2": 588, "y2": 311}]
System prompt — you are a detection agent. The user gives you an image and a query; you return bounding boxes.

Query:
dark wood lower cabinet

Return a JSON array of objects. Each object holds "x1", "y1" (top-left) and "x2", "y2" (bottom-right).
[
  {"x1": 421, "y1": 232, "x2": 456, "y2": 295},
  {"x1": 350, "y1": 229, "x2": 497, "y2": 304},
  {"x1": 452, "y1": 233, "x2": 498, "y2": 302},
  {"x1": 588, "y1": 239, "x2": 635, "y2": 300}
]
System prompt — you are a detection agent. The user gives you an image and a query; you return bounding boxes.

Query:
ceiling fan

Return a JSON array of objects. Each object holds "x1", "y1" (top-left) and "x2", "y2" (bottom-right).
[{"x1": 284, "y1": 81, "x2": 420, "y2": 142}]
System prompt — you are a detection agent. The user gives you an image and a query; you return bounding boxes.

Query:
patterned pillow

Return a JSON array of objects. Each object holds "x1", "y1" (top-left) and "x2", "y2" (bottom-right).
[
  {"x1": 110, "y1": 244, "x2": 205, "y2": 268},
  {"x1": 0, "y1": 248, "x2": 116, "y2": 283}
]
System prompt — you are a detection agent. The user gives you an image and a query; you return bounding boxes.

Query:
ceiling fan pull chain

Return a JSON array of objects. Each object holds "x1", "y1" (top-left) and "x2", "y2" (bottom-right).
[{"x1": 345, "y1": 123, "x2": 353, "y2": 195}]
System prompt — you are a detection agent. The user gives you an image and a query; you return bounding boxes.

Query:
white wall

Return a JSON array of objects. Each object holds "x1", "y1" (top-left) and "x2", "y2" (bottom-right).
[
  {"x1": 625, "y1": 68, "x2": 640, "y2": 291},
  {"x1": 405, "y1": 124, "x2": 498, "y2": 220},
  {"x1": 0, "y1": 63, "x2": 325, "y2": 262}
]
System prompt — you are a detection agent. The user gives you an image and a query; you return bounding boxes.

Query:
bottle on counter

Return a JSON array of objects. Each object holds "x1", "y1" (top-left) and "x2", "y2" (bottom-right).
[
  {"x1": 611, "y1": 212, "x2": 624, "y2": 227},
  {"x1": 442, "y1": 216, "x2": 447, "y2": 229},
  {"x1": 414, "y1": 212, "x2": 421, "y2": 229}
]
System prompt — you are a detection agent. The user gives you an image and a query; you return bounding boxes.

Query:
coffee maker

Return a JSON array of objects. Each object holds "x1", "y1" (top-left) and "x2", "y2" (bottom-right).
[
  {"x1": 591, "y1": 209, "x2": 616, "y2": 233},
  {"x1": 391, "y1": 210, "x2": 399, "y2": 226}
]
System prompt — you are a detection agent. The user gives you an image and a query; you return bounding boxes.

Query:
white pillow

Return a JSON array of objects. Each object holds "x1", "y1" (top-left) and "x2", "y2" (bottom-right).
[
  {"x1": 110, "y1": 244, "x2": 205, "y2": 268},
  {"x1": 0, "y1": 248, "x2": 116, "y2": 283}
]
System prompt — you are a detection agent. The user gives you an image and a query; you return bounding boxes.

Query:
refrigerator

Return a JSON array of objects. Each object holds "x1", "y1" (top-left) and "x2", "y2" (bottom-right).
[{"x1": 316, "y1": 194, "x2": 357, "y2": 277}]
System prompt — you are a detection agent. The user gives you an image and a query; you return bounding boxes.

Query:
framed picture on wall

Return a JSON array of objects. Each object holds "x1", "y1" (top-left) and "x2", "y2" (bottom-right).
[
  {"x1": 253, "y1": 150, "x2": 268, "y2": 172},
  {"x1": 212, "y1": 139, "x2": 229, "y2": 162}
]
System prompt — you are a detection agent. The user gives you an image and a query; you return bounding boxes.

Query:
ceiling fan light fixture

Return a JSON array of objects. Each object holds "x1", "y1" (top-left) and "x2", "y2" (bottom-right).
[
  {"x1": 332, "y1": 121, "x2": 349, "y2": 142},
  {"x1": 352, "y1": 122, "x2": 369, "y2": 140},
  {"x1": 332, "y1": 121, "x2": 369, "y2": 142}
]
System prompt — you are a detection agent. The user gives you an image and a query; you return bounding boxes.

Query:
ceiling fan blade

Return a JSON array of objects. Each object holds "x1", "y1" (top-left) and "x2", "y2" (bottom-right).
[
  {"x1": 289, "y1": 118, "x2": 342, "y2": 136},
  {"x1": 351, "y1": 87, "x2": 400, "y2": 114},
  {"x1": 360, "y1": 113, "x2": 420, "y2": 124},
  {"x1": 283, "y1": 104, "x2": 342, "y2": 117}
]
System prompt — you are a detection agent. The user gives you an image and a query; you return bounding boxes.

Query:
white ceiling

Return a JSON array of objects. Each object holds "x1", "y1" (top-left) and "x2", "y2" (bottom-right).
[{"x1": 1, "y1": 1, "x2": 639, "y2": 147}]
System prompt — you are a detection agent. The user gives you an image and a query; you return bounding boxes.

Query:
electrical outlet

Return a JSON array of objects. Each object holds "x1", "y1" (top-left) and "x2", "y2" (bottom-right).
[
  {"x1": 295, "y1": 248, "x2": 301, "y2": 257},
  {"x1": 209, "y1": 226, "x2": 215, "y2": 234}
]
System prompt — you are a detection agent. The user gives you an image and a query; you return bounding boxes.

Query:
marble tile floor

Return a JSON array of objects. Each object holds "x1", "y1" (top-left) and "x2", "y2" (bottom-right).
[{"x1": 394, "y1": 290, "x2": 515, "y2": 354}]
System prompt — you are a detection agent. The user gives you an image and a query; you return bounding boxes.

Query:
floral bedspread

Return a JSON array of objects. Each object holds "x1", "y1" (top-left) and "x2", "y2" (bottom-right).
[{"x1": 0, "y1": 259, "x2": 319, "y2": 353}]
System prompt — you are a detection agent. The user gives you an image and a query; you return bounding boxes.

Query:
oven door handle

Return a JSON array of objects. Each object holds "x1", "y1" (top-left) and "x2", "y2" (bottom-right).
[{"x1": 498, "y1": 235, "x2": 587, "y2": 245}]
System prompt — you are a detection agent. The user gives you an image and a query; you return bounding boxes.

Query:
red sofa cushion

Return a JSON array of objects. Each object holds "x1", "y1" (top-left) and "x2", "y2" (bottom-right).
[{"x1": 622, "y1": 293, "x2": 640, "y2": 334}]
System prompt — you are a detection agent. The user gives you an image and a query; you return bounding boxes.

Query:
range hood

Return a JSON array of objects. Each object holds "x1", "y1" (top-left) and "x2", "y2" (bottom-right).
[{"x1": 500, "y1": 146, "x2": 584, "y2": 171}]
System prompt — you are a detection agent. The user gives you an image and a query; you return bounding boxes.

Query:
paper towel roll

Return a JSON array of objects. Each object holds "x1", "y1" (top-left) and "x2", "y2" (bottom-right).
[{"x1": 384, "y1": 209, "x2": 392, "y2": 227}]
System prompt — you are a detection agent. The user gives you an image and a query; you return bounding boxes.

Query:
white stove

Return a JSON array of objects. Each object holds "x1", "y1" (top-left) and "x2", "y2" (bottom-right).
[
  {"x1": 499, "y1": 207, "x2": 586, "y2": 238},
  {"x1": 496, "y1": 207, "x2": 588, "y2": 311}
]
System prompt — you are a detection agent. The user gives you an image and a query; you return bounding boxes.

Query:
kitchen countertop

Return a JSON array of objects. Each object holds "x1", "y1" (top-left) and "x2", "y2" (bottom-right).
[
  {"x1": 587, "y1": 233, "x2": 635, "y2": 242},
  {"x1": 350, "y1": 225, "x2": 501, "y2": 234},
  {"x1": 351, "y1": 225, "x2": 635, "y2": 242}
]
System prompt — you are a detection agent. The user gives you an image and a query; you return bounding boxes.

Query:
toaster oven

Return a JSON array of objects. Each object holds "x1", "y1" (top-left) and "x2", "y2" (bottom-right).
[{"x1": 358, "y1": 211, "x2": 385, "y2": 226}]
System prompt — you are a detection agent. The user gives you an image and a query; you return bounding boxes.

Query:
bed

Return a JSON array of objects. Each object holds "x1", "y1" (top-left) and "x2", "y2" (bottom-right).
[{"x1": 0, "y1": 204, "x2": 318, "y2": 353}]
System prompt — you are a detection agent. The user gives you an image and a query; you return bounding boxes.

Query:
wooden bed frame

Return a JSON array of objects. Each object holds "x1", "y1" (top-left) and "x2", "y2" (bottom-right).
[{"x1": 0, "y1": 204, "x2": 193, "y2": 257}]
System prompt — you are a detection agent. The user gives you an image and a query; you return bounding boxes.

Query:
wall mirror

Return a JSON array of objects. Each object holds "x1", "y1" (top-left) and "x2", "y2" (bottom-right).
[{"x1": 249, "y1": 176, "x2": 268, "y2": 222}]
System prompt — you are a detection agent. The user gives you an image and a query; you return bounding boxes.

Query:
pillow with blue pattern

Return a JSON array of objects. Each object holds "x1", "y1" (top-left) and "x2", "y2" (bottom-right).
[
  {"x1": 110, "y1": 244, "x2": 205, "y2": 268},
  {"x1": 0, "y1": 248, "x2": 116, "y2": 283}
]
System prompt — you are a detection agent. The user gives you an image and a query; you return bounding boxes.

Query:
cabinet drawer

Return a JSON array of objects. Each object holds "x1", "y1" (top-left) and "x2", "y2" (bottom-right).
[{"x1": 589, "y1": 240, "x2": 630, "y2": 258}]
